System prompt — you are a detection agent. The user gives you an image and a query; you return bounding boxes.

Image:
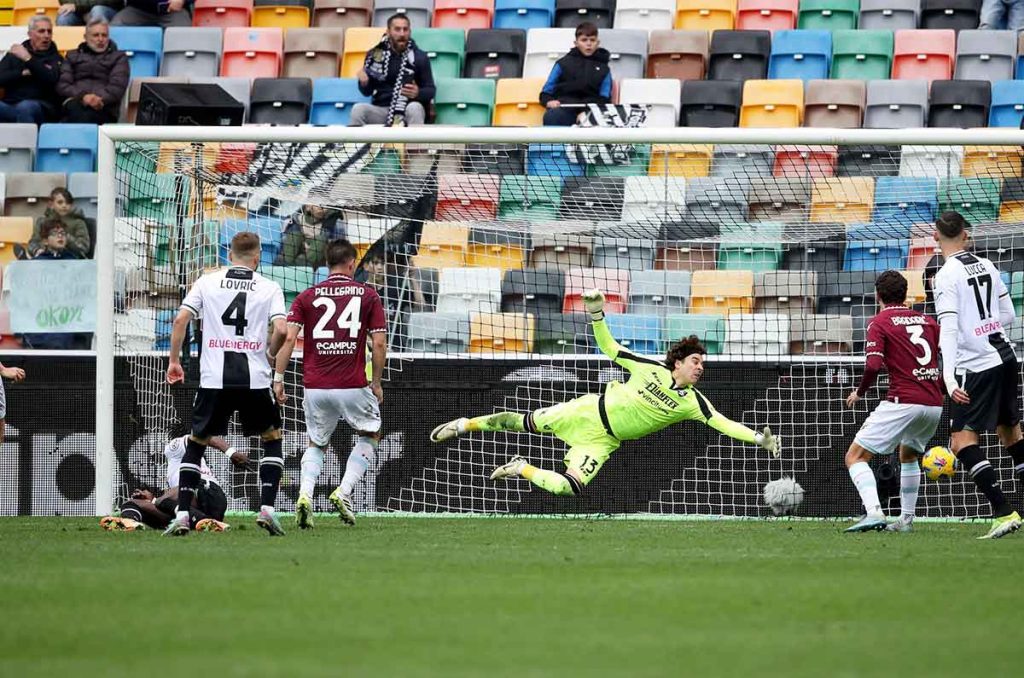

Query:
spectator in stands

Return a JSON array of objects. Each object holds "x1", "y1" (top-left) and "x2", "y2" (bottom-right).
[
  {"x1": 351, "y1": 14, "x2": 435, "y2": 127},
  {"x1": 277, "y1": 204, "x2": 347, "y2": 268},
  {"x1": 980, "y1": 0, "x2": 1024, "y2": 30},
  {"x1": 112, "y1": 0, "x2": 191, "y2": 26},
  {"x1": 58, "y1": 0, "x2": 123, "y2": 25},
  {"x1": 540, "y1": 22, "x2": 612, "y2": 127},
  {"x1": 56, "y1": 18, "x2": 129, "y2": 124},
  {"x1": 29, "y1": 188, "x2": 90, "y2": 259},
  {"x1": 0, "y1": 16, "x2": 63, "y2": 124},
  {"x1": 21, "y1": 220, "x2": 82, "y2": 349}
]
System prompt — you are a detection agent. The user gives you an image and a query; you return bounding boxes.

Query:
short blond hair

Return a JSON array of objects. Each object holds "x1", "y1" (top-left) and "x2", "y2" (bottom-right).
[{"x1": 230, "y1": 232, "x2": 262, "y2": 260}]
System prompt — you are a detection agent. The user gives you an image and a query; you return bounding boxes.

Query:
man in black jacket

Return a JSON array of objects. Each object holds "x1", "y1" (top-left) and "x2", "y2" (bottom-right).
[
  {"x1": 540, "y1": 22, "x2": 613, "y2": 127},
  {"x1": 351, "y1": 14, "x2": 435, "y2": 127},
  {"x1": 0, "y1": 16, "x2": 63, "y2": 124}
]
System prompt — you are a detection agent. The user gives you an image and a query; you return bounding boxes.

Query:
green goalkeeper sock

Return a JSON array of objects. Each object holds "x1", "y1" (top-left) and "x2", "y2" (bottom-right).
[
  {"x1": 465, "y1": 412, "x2": 525, "y2": 433},
  {"x1": 522, "y1": 464, "x2": 575, "y2": 496}
]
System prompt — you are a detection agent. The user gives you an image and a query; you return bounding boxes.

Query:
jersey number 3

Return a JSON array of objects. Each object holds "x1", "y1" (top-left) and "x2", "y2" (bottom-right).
[
  {"x1": 311, "y1": 296, "x2": 362, "y2": 339},
  {"x1": 905, "y1": 325, "x2": 932, "y2": 366}
]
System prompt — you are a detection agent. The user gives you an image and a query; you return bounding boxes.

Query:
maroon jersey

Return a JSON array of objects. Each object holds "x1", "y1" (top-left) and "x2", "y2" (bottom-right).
[
  {"x1": 287, "y1": 273, "x2": 387, "y2": 389},
  {"x1": 856, "y1": 305, "x2": 943, "y2": 407}
]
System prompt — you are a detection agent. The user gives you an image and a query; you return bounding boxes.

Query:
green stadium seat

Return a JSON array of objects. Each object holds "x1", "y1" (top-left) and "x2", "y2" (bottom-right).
[
  {"x1": 1011, "y1": 271, "x2": 1023, "y2": 316},
  {"x1": 664, "y1": 314, "x2": 726, "y2": 354},
  {"x1": 126, "y1": 173, "x2": 186, "y2": 224},
  {"x1": 830, "y1": 29, "x2": 892, "y2": 80},
  {"x1": 415, "y1": 28, "x2": 466, "y2": 79},
  {"x1": 587, "y1": 144, "x2": 652, "y2": 177},
  {"x1": 260, "y1": 265, "x2": 316, "y2": 305},
  {"x1": 434, "y1": 78, "x2": 496, "y2": 126},
  {"x1": 939, "y1": 178, "x2": 1000, "y2": 225},
  {"x1": 362, "y1": 147, "x2": 402, "y2": 175},
  {"x1": 533, "y1": 312, "x2": 592, "y2": 353},
  {"x1": 499, "y1": 176, "x2": 562, "y2": 221},
  {"x1": 798, "y1": 0, "x2": 860, "y2": 30}
]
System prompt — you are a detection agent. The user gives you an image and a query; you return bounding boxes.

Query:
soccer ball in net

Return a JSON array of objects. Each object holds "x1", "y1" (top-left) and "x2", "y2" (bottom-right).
[
  {"x1": 922, "y1": 446, "x2": 957, "y2": 481},
  {"x1": 763, "y1": 477, "x2": 804, "y2": 516}
]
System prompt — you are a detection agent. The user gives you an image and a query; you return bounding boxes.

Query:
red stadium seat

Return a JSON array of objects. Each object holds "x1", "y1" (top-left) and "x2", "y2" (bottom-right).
[
  {"x1": 193, "y1": 0, "x2": 253, "y2": 28},
  {"x1": 221, "y1": 27, "x2": 283, "y2": 78},
  {"x1": 436, "y1": 174, "x2": 501, "y2": 221},
  {"x1": 433, "y1": 0, "x2": 494, "y2": 30},
  {"x1": 772, "y1": 145, "x2": 837, "y2": 178},
  {"x1": 736, "y1": 0, "x2": 797, "y2": 32},
  {"x1": 563, "y1": 268, "x2": 630, "y2": 313},
  {"x1": 892, "y1": 29, "x2": 955, "y2": 83}
]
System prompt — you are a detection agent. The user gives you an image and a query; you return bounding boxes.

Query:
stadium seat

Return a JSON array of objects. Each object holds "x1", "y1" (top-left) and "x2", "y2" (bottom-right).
[
  {"x1": 898, "y1": 144, "x2": 963, "y2": 177},
  {"x1": 533, "y1": 312, "x2": 592, "y2": 352},
  {"x1": 437, "y1": 267, "x2": 503, "y2": 314},
  {"x1": 718, "y1": 234, "x2": 784, "y2": 272},
  {"x1": 863, "y1": 78, "x2": 928, "y2": 128},
  {"x1": 664, "y1": 313, "x2": 726, "y2": 353},
  {"x1": 843, "y1": 234, "x2": 909, "y2": 272},
  {"x1": 740, "y1": 79, "x2": 804, "y2": 127},
  {"x1": 680, "y1": 79, "x2": 743, "y2": 126},
  {"x1": 622, "y1": 176, "x2": 688, "y2": 225},
  {"x1": 434, "y1": 78, "x2": 496, "y2": 125},
  {"x1": 626, "y1": 270, "x2": 691, "y2": 316},
  {"x1": 374, "y1": 0, "x2": 434, "y2": 27},
  {"x1": 523, "y1": 27, "x2": 574, "y2": 78},
  {"x1": 260, "y1": 265, "x2": 315, "y2": 304},
  {"x1": 554, "y1": 0, "x2": 615, "y2": 28},
  {"x1": 563, "y1": 268, "x2": 630, "y2": 313},
  {"x1": 837, "y1": 144, "x2": 899, "y2": 177},
  {"x1": 219, "y1": 218, "x2": 282, "y2": 265},
  {"x1": 252, "y1": 0, "x2": 311, "y2": 28},
  {"x1": 928, "y1": 79, "x2": 989, "y2": 128},
  {"x1": 810, "y1": 176, "x2": 874, "y2": 223},
  {"x1": 0, "y1": 123, "x2": 35, "y2": 174},
  {"x1": 467, "y1": 228, "x2": 529, "y2": 269},
  {"x1": 413, "y1": 222, "x2": 469, "y2": 269},
  {"x1": 772, "y1": 144, "x2": 837, "y2": 177},
  {"x1": 35, "y1": 123, "x2": 97, "y2": 174},
  {"x1": 469, "y1": 312, "x2": 534, "y2": 353},
  {"x1": 961, "y1": 145, "x2": 1023, "y2": 177},
  {"x1": 249, "y1": 77, "x2": 311, "y2": 125},
  {"x1": 51, "y1": 26, "x2": 84, "y2": 56},
  {"x1": 858, "y1": 0, "x2": 918, "y2": 30},
  {"x1": 222, "y1": 27, "x2": 283, "y2": 78},
  {"x1": 68, "y1": 173, "x2": 97, "y2": 221},
  {"x1": 190, "y1": 77, "x2": 251, "y2": 121},
  {"x1": 747, "y1": 176, "x2": 810, "y2": 222},
  {"x1": 973, "y1": 232, "x2": 1024, "y2": 271},
  {"x1": 724, "y1": 312, "x2": 790, "y2": 355},
  {"x1": 464, "y1": 143, "x2": 526, "y2": 175},
  {"x1": 988, "y1": 81, "x2": 1024, "y2": 128},
  {"x1": 592, "y1": 236, "x2": 658, "y2": 271},
  {"x1": 797, "y1": 0, "x2": 859, "y2": 29},
  {"x1": 1013, "y1": 271, "x2": 1024, "y2": 310},
  {"x1": 436, "y1": 174, "x2": 500, "y2": 221},
  {"x1": 161, "y1": 27, "x2": 222, "y2": 78},
  {"x1": 646, "y1": 29, "x2": 708, "y2": 80},
  {"x1": 341, "y1": 26, "x2": 385, "y2": 77},
  {"x1": 803, "y1": 79, "x2": 864, "y2": 128},
  {"x1": 12, "y1": 0, "x2": 56, "y2": 25},
  {"x1": 526, "y1": 143, "x2": 581, "y2": 178},
  {"x1": 494, "y1": 0, "x2": 555, "y2": 29},
  {"x1": 600, "y1": 29, "x2": 649, "y2": 81},
  {"x1": 193, "y1": 0, "x2": 253, "y2": 27},
  {"x1": 0, "y1": 216, "x2": 33, "y2": 266},
  {"x1": 407, "y1": 312, "x2": 470, "y2": 352},
  {"x1": 616, "y1": 0, "x2": 676, "y2": 29},
  {"x1": 109, "y1": 26, "x2": 162, "y2": 78},
  {"x1": 955, "y1": 29, "x2": 1015, "y2": 83},
  {"x1": 790, "y1": 313, "x2": 853, "y2": 353},
  {"x1": 675, "y1": 0, "x2": 737, "y2": 32},
  {"x1": 600, "y1": 314, "x2": 663, "y2": 354},
  {"x1": 906, "y1": 235, "x2": 941, "y2": 270},
  {"x1": 658, "y1": 221, "x2": 720, "y2": 270},
  {"x1": 560, "y1": 177, "x2": 626, "y2": 222},
  {"x1": 830, "y1": 30, "x2": 892, "y2": 80},
  {"x1": 648, "y1": 144, "x2": 713, "y2": 178},
  {"x1": 999, "y1": 179, "x2": 1024, "y2": 221},
  {"x1": 501, "y1": 269, "x2": 565, "y2": 314},
  {"x1": 938, "y1": 177, "x2": 998, "y2": 223},
  {"x1": 920, "y1": 0, "x2": 980, "y2": 30},
  {"x1": 312, "y1": 0, "x2": 372, "y2": 28},
  {"x1": 416, "y1": 28, "x2": 465, "y2": 80},
  {"x1": 619, "y1": 78, "x2": 681, "y2": 127},
  {"x1": 768, "y1": 30, "x2": 831, "y2": 81},
  {"x1": 707, "y1": 29, "x2": 770, "y2": 82},
  {"x1": 689, "y1": 270, "x2": 754, "y2": 315},
  {"x1": 404, "y1": 143, "x2": 464, "y2": 175},
  {"x1": 529, "y1": 233, "x2": 593, "y2": 269},
  {"x1": 816, "y1": 269, "x2": 876, "y2": 345},
  {"x1": 892, "y1": 29, "x2": 956, "y2": 82},
  {"x1": 464, "y1": 28, "x2": 525, "y2": 79},
  {"x1": 433, "y1": 0, "x2": 494, "y2": 30},
  {"x1": 754, "y1": 270, "x2": 816, "y2": 316},
  {"x1": 710, "y1": 144, "x2": 774, "y2": 177},
  {"x1": 736, "y1": 0, "x2": 798, "y2": 31},
  {"x1": 493, "y1": 77, "x2": 546, "y2": 126},
  {"x1": 282, "y1": 28, "x2": 345, "y2": 79},
  {"x1": 782, "y1": 233, "x2": 846, "y2": 272},
  {"x1": 871, "y1": 176, "x2": 937, "y2": 226},
  {"x1": 686, "y1": 176, "x2": 750, "y2": 226}
]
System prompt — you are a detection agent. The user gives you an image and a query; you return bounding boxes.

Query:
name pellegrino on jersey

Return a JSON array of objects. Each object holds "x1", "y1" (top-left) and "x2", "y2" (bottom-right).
[{"x1": 315, "y1": 285, "x2": 366, "y2": 297}]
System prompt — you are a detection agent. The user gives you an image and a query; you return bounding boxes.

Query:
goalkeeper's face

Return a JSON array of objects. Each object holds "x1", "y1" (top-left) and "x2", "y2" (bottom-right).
[{"x1": 673, "y1": 354, "x2": 705, "y2": 387}]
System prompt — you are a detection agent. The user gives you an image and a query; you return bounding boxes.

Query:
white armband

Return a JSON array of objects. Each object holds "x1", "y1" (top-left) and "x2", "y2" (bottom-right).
[
  {"x1": 273, "y1": 373, "x2": 285, "y2": 383},
  {"x1": 224, "y1": 446, "x2": 237, "y2": 459}
]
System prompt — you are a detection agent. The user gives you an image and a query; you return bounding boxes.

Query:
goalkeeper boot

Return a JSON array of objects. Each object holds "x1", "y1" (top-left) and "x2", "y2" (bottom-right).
[
  {"x1": 295, "y1": 494, "x2": 315, "y2": 530},
  {"x1": 162, "y1": 514, "x2": 190, "y2": 537},
  {"x1": 195, "y1": 518, "x2": 230, "y2": 532},
  {"x1": 328, "y1": 488, "x2": 356, "y2": 526},
  {"x1": 977, "y1": 511, "x2": 1022, "y2": 540},
  {"x1": 100, "y1": 516, "x2": 144, "y2": 532},
  {"x1": 490, "y1": 456, "x2": 527, "y2": 481},
  {"x1": 430, "y1": 417, "x2": 468, "y2": 443},
  {"x1": 844, "y1": 511, "x2": 887, "y2": 533},
  {"x1": 885, "y1": 516, "x2": 914, "y2": 533},
  {"x1": 256, "y1": 508, "x2": 286, "y2": 537}
]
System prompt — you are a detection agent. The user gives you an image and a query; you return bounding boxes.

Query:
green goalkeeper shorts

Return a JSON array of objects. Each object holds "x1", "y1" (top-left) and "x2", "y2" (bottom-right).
[{"x1": 532, "y1": 394, "x2": 620, "y2": 486}]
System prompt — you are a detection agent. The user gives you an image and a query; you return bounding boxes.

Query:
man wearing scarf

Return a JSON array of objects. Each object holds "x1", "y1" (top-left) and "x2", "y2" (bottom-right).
[{"x1": 351, "y1": 14, "x2": 435, "y2": 127}]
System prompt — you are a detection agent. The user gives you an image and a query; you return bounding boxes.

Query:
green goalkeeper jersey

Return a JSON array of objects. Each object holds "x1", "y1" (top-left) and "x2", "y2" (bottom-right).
[{"x1": 592, "y1": 317, "x2": 757, "y2": 444}]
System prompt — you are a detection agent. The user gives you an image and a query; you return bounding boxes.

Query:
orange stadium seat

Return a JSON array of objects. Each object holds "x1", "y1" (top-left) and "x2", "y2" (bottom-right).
[
  {"x1": 413, "y1": 221, "x2": 470, "y2": 269},
  {"x1": 469, "y1": 312, "x2": 534, "y2": 353},
  {"x1": 12, "y1": 0, "x2": 57, "y2": 25},
  {"x1": 772, "y1": 145, "x2": 837, "y2": 178},
  {"x1": 675, "y1": 0, "x2": 736, "y2": 31},
  {"x1": 0, "y1": 217, "x2": 33, "y2": 266},
  {"x1": 740, "y1": 79, "x2": 803, "y2": 127},
  {"x1": 961, "y1": 146, "x2": 1024, "y2": 179},
  {"x1": 689, "y1": 270, "x2": 754, "y2": 315},
  {"x1": 563, "y1": 268, "x2": 630, "y2": 313},
  {"x1": 810, "y1": 177, "x2": 875, "y2": 224},
  {"x1": 493, "y1": 78, "x2": 545, "y2": 126},
  {"x1": 221, "y1": 27, "x2": 283, "y2": 78},
  {"x1": 341, "y1": 26, "x2": 386, "y2": 77},
  {"x1": 193, "y1": 0, "x2": 253, "y2": 27},
  {"x1": 252, "y1": 0, "x2": 312, "y2": 29},
  {"x1": 648, "y1": 144, "x2": 712, "y2": 177},
  {"x1": 736, "y1": 0, "x2": 797, "y2": 31},
  {"x1": 892, "y1": 29, "x2": 955, "y2": 83},
  {"x1": 433, "y1": 0, "x2": 494, "y2": 30}
]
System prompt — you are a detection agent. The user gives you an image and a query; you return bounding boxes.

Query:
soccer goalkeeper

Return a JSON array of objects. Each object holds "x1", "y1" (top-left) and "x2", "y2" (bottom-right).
[{"x1": 430, "y1": 289, "x2": 781, "y2": 496}]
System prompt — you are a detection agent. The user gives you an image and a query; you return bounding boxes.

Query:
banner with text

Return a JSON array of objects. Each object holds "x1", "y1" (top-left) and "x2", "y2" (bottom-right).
[{"x1": 7, "y1": 260, "x2": 97, "y2": 334}]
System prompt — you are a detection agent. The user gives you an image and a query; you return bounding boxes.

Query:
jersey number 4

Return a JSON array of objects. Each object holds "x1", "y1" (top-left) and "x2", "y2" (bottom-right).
[
  {"x1": 311, "y1": 296, "x2": 362, "y2": 339},
  {"x1": 221, "y1": 293, "x2": 248, "y2": 337}
]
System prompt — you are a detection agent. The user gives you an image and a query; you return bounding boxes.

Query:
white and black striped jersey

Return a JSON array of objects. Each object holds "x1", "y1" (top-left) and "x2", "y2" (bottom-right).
[
  {"x1": 164, "y1": 435, "x2": 217, "y2": 488},
  {"x1": 180, "y1": 266, "x2": 286, "y2": 389},
  {"x1": 934, "y1": 250, "x2": 1018, "y2": 373}
]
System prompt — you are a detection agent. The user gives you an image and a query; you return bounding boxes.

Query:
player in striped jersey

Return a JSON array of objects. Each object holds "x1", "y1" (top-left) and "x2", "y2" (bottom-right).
[
  {"x1": 0, "y1": 360, "x2": 26, "y2": 443},
  {"x1": 164, "y1": 232, "x2": 290, "y2": 536},
  {"x1": 933, "y1": 212, "x2": 1023, "y2": 539}
]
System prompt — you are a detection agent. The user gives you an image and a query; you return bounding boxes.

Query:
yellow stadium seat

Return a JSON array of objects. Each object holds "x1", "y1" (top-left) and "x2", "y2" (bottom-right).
[
  {"x1": 648, "y1": 144, "x2": 712, "y2": 178},
  {"x1": 12, "y1": 0, "x2": 57, "y2": 25},
  {"x1": 412, "y1": 221, "x2": 469, "y2": 269},
  {"x1": 469, "y1": 312, "x2": 534, "y2": 353},
  {"x1": 341, "y1": 26, "x2": 387, "y2": 78},
  {"x1": 740, "y1": 79, "x2": 803, "y2": 128},
  {"x1": 901, "y1": 270, "x2": 927, "y2": 305},
  {"x1": 0, "y1": 217, "x2": 34, "y2": 266},
  {"x1": 466, "y1": 235, "x2": 526, "y2": 271},
  {"x1": 493, "y1": 78, "x2": 545, "y2": 127},
  {"x1": 809, "y1": 177, "x2": 874, "y2": 224},
  {"x1": 961, "y1": 146, "x2": 1023, "y2": 179},
  {"x1": 52, "y1": 26, "x2": 84, "y2": 56},
  {"x1": 675, "y1": 0, "x2": 735, "y2": 31},
  {"x1": 157, "y1": 141, "x2": 222, "y2": 174},
  {"x1": 689, "y1": 270, "x2": 754, "y2": 315},
  {"x1": 251, "y1": 2, "x2": 311, "y2": 29},
  {"x1": 0, "y1": 0, "x2": 13, "y2": 26}
]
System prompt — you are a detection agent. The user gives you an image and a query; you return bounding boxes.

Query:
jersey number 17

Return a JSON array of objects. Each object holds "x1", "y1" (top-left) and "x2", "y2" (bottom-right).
[{"x1": 312, "y1": 296, "x2": 362, "y2": 339}]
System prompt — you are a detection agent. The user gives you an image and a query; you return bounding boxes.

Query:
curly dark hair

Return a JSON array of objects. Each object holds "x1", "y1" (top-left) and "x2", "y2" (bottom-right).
[
  {"x1": 39, "y1": 218, "x2": 67, "y2": 240},
  {"x1": 875, "y1": 270, "x2": 908, "y2": 305},
  {"x1": 665, "y1": 335, "x2": 706, "y2": 369}
]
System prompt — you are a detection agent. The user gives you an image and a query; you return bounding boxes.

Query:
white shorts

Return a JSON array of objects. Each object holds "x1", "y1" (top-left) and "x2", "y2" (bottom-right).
[
  {"x1": 854, "y1": 401, "x2": 943, "y2": 456},
  {"x1": 303, "y1": 387, "x2": 381, "y2": 447}
]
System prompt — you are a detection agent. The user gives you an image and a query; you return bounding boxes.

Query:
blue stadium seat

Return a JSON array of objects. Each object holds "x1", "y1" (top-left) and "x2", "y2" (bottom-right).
[
  {"x1": 309, "y1": 78, "x2": 371, "y2": 126},
  {"x1": 527, "y1": 143, "x2": 584, "y2": 177},
  {"x1": 219, "y1": 218, "x2": 283, "y2": 266},
  {"x1": 989, "y1": 80, "x2": 1024, "y2": 128},
  {"x1": 598, "y1": 314, "x2": 662, "y2": 355},
  {"x1": 768, "y1": 30, "x2": 831, "y2": 82},
  {"x1": 35, "y1": 123, "x2": 98, "y2": 173},
  {"x1": 494, "y1": 0, "x2": 555, "y2": 29},
  {"x1": 155, "y1": 310, "x2": 175, "y2": 351},
  {"x1": 871, "y1": 177, "x2": 938, "y2": 228},
  {"x1": 110, "y1": 26, "x2": 163, "y2": 78},
  {"x1": 844, "y1": 226, "x2": 910, "y2": 271}
]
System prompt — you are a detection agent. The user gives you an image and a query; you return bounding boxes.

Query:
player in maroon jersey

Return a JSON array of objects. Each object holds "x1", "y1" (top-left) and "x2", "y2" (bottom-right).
[
  {"x1": 843, "y1": 270, "x2": 944, "y2": 533},
  {"x1": 272, "y1": 239, "x2": 388, "y2": 528}
]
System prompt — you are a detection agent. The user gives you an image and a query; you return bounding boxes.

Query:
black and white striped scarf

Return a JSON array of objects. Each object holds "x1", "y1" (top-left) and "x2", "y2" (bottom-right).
[
  {"x1": 567, "y1": 104, "x2": 647, "y2": 166},
  {"x1": 364, "y1": 36, "x2": 418, "y2": 127}
]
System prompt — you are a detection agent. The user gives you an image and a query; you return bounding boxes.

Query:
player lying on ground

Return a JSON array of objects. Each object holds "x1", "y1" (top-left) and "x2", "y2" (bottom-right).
[
  {"x1": 431, "y1": 289, "x2": 780, "y2": 496},
  {"x1": 273, "y1": 239, "x2": 388, "y2": 528},
  {"x1": 843, "y1": 270, "x2": 943, "y2": 534},
  {"x1": 0, "y1": 361, "x2": 26, "y2": 444},
  {"x1": 101, "y1": 436, "x2": 249, "y2": 532}
]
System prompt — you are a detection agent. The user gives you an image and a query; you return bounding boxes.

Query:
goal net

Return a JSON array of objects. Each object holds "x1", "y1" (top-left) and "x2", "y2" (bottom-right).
[{"x1": 98, "y1": 126, "x2": 1024, "y2": 520}]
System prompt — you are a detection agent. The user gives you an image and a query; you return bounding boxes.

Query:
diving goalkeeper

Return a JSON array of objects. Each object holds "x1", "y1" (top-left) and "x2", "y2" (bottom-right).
[{"x1": 430, "y1": 289, "x2": 781, "y2": 496}]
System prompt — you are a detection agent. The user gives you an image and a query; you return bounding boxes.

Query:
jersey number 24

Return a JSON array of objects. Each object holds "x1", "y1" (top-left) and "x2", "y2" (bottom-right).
[{"x1": 311, "y1": 296, "x2": 362, "y2": 339}]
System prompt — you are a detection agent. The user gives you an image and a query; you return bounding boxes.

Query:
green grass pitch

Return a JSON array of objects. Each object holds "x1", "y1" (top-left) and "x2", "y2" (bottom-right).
[{"x1": 1, "y1": 516, "x2": 1020, "y2": 677}]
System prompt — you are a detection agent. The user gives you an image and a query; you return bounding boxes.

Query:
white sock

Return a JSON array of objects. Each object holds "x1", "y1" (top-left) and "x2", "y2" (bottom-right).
[
  {"x1": 175, "y1": 510, "x2": 189, "y2": 523},
  {"x1": 260, "y1": 505, "x2": 275, "y2": 515},
  {"x1": 849, "y1": 461, "x2": 881, "y2": 514},
  {"x1": 900, "y1": 461, "x2": 921, "y2": 520},
  {"x1": 300, "y1": 446, "x2": 324, "y2": 499},
  {"x1": 339, "y1": 437, "x2": 377, "y2": 496}
]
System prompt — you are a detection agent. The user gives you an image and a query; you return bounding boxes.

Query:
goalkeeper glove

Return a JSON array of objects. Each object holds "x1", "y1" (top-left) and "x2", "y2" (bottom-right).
[
  {"x1": 755, "y1": 426, "x2": 781, "y2": 458},
  {"x1": 582, "y1": 288, "x2": 606, "y2": 321}
]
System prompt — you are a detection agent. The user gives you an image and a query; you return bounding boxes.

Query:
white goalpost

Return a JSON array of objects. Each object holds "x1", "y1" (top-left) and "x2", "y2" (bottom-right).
[{"x1": 94, "y1": 124, "x2": 1024, "y2": 519}]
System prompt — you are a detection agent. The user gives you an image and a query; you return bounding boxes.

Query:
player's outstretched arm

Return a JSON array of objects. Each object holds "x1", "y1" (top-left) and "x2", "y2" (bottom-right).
[
  {"x1": 583, "y1": 288, "x2": 630, "y2": 363},
  {"x1": 166, "y1": 308, "x2": 193, "y2": 384},
  {"x1": 692, "y1": 390, "x2": 781, "y2": 457}
]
